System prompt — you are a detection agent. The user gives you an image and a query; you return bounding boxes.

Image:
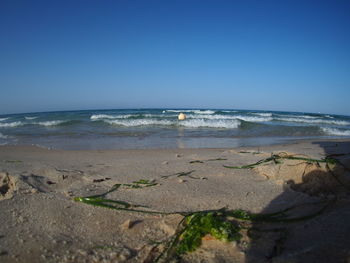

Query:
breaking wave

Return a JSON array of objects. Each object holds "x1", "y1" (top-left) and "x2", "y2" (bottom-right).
[
  {"x1": 0, "y1": 117, "x2": 9, "y2": 121},
  {"x1": 275, "y1": 117, "x2": 350, "y2": 126},
  {"x1": 0, "y1": 132, "x2": 7, "y2": 139},
  {"x1": 105, "y1": 119, "x2": 173, "y2": 127},
  {"x1": 321, "y1": 127, "x2": 350, "y2": 136},
  {"x1": 91, "y1": 114, "x2": 121, "y2": 120},
  {"x1": 252, "y1": 113, "x2": 272, "y2": 117},
  {"x1": 0, "y1": 121, "x2": 23, "y2": 128},
  {"x1": 25, "y1": 116, "x2": 38, "y2": 120},
  {"x1": 164, "y1": 109, "x2": 216, "y2": 115},
  {"x1": 179, "y1": 119, "x2": 240, "y2": 128},
  {"x1": 35, "y1": 120, "x2": 66, "y2": 126},
  {"x1": 103, "y1": 118, "x2": 240, "y2": 129},
  {"x1": 234, "y1": 115, "x2": 273, "y2": 122}
]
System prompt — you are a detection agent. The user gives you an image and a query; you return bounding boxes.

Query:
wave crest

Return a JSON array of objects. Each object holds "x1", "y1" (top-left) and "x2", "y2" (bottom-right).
[
  {"x1": 276, "y1": 117, "x2": 350, "y2": 126},
  {"x1": 0, "y1": 121, "x2": 23, "y2": 128},
  {"x1": 35, "y1": 120, "x2": 66, "y2": 126},
  {"x1": 235, "y1": 115, "x2": 273, "y2": 122},
  {"x1": 164, "y1": 109, "x2": 216, "y2": 114},
  {"x1": 105, "y1": 119, "x2": 173, "y2": 127},
  {"x1": 103, "y1": 118, "x2": 240, "y2": 129},
  {"x1": 180, "y1": 119, "x2": 240, "y2": 128},
  {"x1": 321, "y1": 127, "x2": 350, "y2": 136}
]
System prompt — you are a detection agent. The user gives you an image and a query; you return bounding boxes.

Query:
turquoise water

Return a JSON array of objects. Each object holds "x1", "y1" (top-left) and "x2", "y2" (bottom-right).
[{"x1": 0, "y1": 109, "x2": 349, "y2": 149}]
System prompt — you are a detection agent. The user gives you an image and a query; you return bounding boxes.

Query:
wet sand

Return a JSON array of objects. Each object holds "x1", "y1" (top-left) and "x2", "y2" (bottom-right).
[{"x1": 0, "y1": 139, "x2": 350, "y2": 262}]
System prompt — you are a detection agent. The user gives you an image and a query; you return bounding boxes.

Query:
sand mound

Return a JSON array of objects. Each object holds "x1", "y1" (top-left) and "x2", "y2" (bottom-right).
[
  {"x1": 0, "y1": 172, "x2": 17, "y2": 200},
  {"x1": 253, "y1": 154, "x2": 350, "y2": 196}
]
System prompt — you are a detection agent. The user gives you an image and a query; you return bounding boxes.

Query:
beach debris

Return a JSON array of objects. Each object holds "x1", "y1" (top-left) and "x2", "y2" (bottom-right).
[
  {"x1": 93, "y1": 177, "x2": 111, "y2": 183},
  {"x1": 178, "y1": 113, "x2": 186, "y2": 120},
  {"x1": 46, "y1": 180, "x2": 56, "y2": 185},
  {"x1": 162, "y1": 170, "x2": 199, "y2": 179},
  {"x1": 239, "y1": 150, "x2": 262, "y2": 155},
  {"x1": 4, "y1": 160, "x2": 22, "y2": 163},
  {"x1": 223, "y1": 153, "x2": 338, "y2": 169},
  {"x1": 120, "y1": 179, "x2": 158, "y2": 189},
  {"x1": 223, "y1": 152, "x2": 350, "y2": 195},
  {"x1": 190, "y1": 158, "x2": 227, "y2": 164},
  {"x1": 120, "y1": 219, "x2": 138, "y2": 230},
  {"x1": 189, "y1": 160, "x2": 204, "y2": 164},
  {"x1": 74, "y1": 176, "x2": 333, "y2": 262}
]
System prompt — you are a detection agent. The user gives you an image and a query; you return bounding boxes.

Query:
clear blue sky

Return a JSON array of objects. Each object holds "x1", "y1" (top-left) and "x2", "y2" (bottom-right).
[{"x1": 1, "y1": 0, "x2": 349, "y2": 115}]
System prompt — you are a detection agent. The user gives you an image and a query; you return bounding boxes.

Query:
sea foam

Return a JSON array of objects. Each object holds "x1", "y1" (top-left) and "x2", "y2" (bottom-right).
[
  {"x1": 0, "y1": 117, "x2": 9, "y2": 121},
  {"x1": 90, "y1": 114, "x2": 136, "y2": 120},
  {"x1": 165, "y1": 109, "x2": 216, "y2": 114},
  {"x1": 103, "y1": 118, "x2": 240, "y2": 129},
  {"x1": 252, "y1": 113, "x2": 272, "y2": 117},
  {"x1": 25, "y1": 116, "x2": 38, "y2": 120},
  {"x1": 321, "y1": 127, "x2": 350, "y2": 136},
  {"x1": 276, "y1": 117, "x2": 350, "y2": 126},
  {"x1": 234, "y1": 115, "x2": 273, "y2": 122},
  {"x1": 35, "y1": 120, "x2": 65, "y2": 126},
  {"x1": 0, "y1": 121, "x2": 23, "y2": 128},
  {"x1": 105, "y1": 119, "x2": 173, "y2": 127},
  {"x1": 180, "y1": 119, "x2": 240, "y2": 128}
]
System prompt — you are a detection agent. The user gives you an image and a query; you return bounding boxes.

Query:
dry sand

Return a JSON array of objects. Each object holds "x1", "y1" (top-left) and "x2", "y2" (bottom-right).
[{"x1": 0, "y1": 140, "x2": 350, "y2": 262}]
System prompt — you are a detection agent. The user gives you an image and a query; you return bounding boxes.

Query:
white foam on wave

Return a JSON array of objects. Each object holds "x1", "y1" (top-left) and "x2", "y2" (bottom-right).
[
  {"x1": 321, "y1": 127, "x2": 350, "y2": 136},
  {"x1": 35, "y1": 120, "x2": 65, "y2": 126},
  {"x1": 165, "y1": 109, "x2": 215, "y2": 114},
  {"x1": 104, "y1": 118, "x2": 240, "y2": 129},
  {"x1": 0, "y1": 121, "x2": 23, "y2": 128},
  {"x1": 276, "y1": 117, "x2": 350, "y2": 126},
  {"x1": 234, "y1": 115, "x2": 273, "y2": 122},
  {"x1": 91, "y1": 114, "x2": 118, "y2": 120},
  {"x1": 253, "y1": 113, "x2": 272, "y2": 117},
  {"x1": 180, "y1": 119, "x2": 240, "y2": 128},
  {"x1": 25, "y1": 116, "x2": 37, "y2": 120},
  {"x1": 105, "y1": 119, "x2": 173, "y2": 127},
  {"x1": 0, "y1": 132, "x2": 8, "y2": 139},
  {"x1": 0, "y1": 117, "x2": 9, "y2": 121},
  {"x1": 275, "y1": 114, "x2": 319, "y2": 120},
  {"x1": 186, "y1": 114, "x2": 237, "y2": 120},
  {"x1": 90, "y1": 114, "x2": 137, "y2": 120}
]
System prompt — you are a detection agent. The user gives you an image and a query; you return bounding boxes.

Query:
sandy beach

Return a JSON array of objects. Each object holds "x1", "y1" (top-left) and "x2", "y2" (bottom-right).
[{"x1": 0, "y1": 139, "x2": 350, "y2": 262}]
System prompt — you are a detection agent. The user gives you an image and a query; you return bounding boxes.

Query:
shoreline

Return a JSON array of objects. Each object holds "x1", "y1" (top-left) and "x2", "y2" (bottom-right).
[
  {"x1": 0, "y1": 139, "x2": 350, "y2": 262},
  {"x1": 2, "y1": 136, "x2": 350, "y2": 151}
]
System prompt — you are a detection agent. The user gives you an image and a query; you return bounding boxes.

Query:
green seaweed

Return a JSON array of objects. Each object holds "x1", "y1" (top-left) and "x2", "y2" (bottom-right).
[
  {"x1": 162, "y1": 170, "x2": 198, "y2": 179},
  {"x1": 153, "y1": 201, "x2": 330, "y2": 262},
  {"x1": 223, "y1": 153, "x2": 338, "y2": 169},
  {"x1": 4, "y1": 160, "x2": 22, "y2": 163},
  {"x1": 121, "y1": 179, "x2": 158, "y2": 189},
  {"x1": 176, "y1": 211, "x2": 242, "y2": 255},
  {"x1": 73, "y1": 167, "x2": 335, "y2": 261}
]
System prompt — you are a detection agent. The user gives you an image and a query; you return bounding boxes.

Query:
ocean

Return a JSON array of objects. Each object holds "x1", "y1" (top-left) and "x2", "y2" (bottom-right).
[{"x1": 0, "y1": 109, "x2": 349, "y2": 150}]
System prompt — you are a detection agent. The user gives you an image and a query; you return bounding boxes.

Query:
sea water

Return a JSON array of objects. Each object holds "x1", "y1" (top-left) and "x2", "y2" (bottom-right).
[{"x1": 0, "y1": 109, "x2": 349, "y2": 149}]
